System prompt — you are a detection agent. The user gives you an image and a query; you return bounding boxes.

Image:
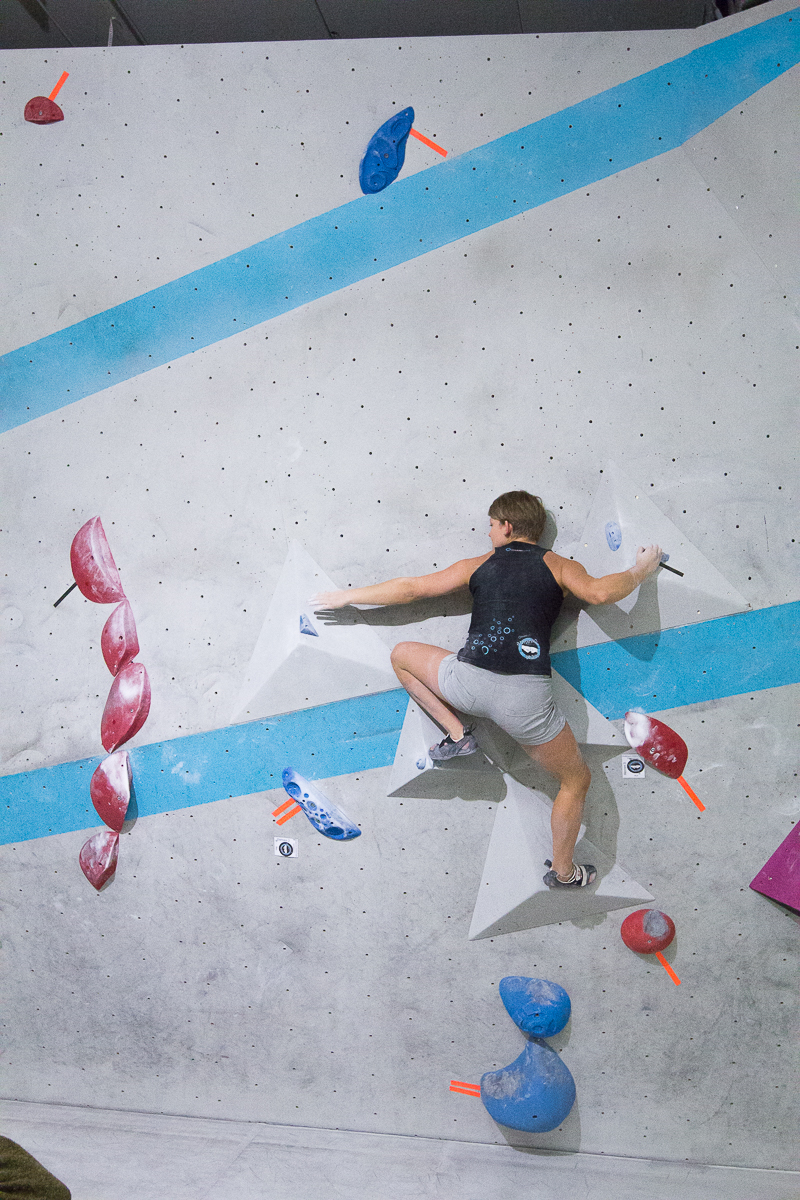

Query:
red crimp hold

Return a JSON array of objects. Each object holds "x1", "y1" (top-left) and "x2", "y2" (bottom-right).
[
  {"x1": 101, "y1": 600, "x2": 140, "y2": 675},
  {"x1": 100, "y1": 662, "x2": 151, "y2": 752},
  {"x1": 24, "y1": 96, "x2": 64, "y2": 124},
  {"x1": 70, "y1": 516, "x2": 126, "y2": 604},
  {"x1": 90, "y1": 750, "x2": 131, "y2": 832},
  {"x1": 79, "y1": 829, "x2": 119, "y2": 890}
]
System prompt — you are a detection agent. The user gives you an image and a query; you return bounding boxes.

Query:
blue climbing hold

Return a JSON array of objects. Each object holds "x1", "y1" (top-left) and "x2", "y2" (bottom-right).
[
  {"x1": 299, "y1": 613, "x2": 319, "y2": 636},
  {"x1": 281, "y1": 768, "x2": 361, "y2": 841},
  {"x1": 499, "y1": 976, "x2": 571, "y2": 1038},
  {"x1": 359, "y1": 107, "x2": 414, "y2": 195},
  {"x1": 481, "y1": 1039, "x2": 576, "y2": 1133},
  {"x1": 605, "y1": 521, "x2": 622, "y2": 551}
]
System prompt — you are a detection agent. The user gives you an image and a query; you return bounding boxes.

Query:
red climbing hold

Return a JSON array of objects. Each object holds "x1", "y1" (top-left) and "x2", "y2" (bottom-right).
[
  {"x1": 621, "y1": 908, "x2": 676, "y2": 954},
  {"x1": 79, "y1": 829, "x2": 119, "y2": 890},
  {"x1": 101, "y1": 600, "x2": 139, "y2": 675},
  {"x1": 623, "y1": 710, "x2": 687, "y2": 780},
  {"x1": 90, "y1": 750, "x2": 131, "y2": 832},
  {"x1": 100, "y1": 661, "x2": 151, "y2": 752},
  {"x1": 70, "y1": 516, "x2": 126, "y2": 604},
  {"x1": 24, "y1": 96, "x2": 64, "y2": 124}
]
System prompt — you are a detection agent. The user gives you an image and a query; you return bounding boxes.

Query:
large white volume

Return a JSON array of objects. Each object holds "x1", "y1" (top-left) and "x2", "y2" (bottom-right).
[
  {"x1": 556, "y1": 464, "x2": 748, "y2": 650},
  {"x1": 469, "y1": 775, "x2": 653, "y2": 939},
  {"x1": 230, "y1": 542, "x2": 397, "y2": 722}
]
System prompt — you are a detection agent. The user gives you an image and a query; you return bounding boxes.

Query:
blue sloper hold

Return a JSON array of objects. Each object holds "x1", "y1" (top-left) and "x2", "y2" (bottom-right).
[
  {"x1": 605, "y1": 521, "x2": 622, "y2": 552},
  {"x1": 359, "y1": 107, "x2": 414, "y2": 195},
  {"x1": 281, "y1": 767, "x2": 361, "y2": 841},
  {"x1": 481, "y1": 1040, "x2": 576, "y2": 1133},
  {"x1": 499, "y1": 976, "x2": 571, "y2": 1038},
  {"x1": 299, "y1": 613, "x2": 319, "y2": 636}
]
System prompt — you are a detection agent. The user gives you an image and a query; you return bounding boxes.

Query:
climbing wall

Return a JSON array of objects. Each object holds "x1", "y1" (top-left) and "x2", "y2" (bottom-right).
[{"x1": 0, "y1": 0, "x2": 797, "y2": 1181}]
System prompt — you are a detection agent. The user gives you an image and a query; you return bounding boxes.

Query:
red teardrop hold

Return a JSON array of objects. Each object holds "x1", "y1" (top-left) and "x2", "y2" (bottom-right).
[
  {"x1": 621, "y1": 908, "x2": 676, "y2": 954},
  {"x1": 624, "y1": 711, "x2": 688, "y2": 780},
  {"x1": 90, "y1": 750, "x2": 131, "y2": 832},
  {"x1": 70, "y1": 516, "x2": 125, "y2": 604},
  {"x1": 79, "y1": 830, "x2": 119, "y2": 890},
  {"x1": 24, "y1": 96, "x2": 64, "y2": 124},
  {"x1": 101, "y1": 600, "x2": 139, "y2": 676},
  {"x1": 100, "y1": 661, "x2": 151, "y2": 752}
]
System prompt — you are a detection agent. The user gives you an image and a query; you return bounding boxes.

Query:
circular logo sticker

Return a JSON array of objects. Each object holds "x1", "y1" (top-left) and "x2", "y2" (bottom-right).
[
  {"x1": 517, "y1": 637, "x2": 541, "y2": 661},
  {"x1": 278, "y1": 840, "x2": 295, "y2": 857},
  {"x1": 626, "y1": 757, "x2": 645, "y2": 775}
]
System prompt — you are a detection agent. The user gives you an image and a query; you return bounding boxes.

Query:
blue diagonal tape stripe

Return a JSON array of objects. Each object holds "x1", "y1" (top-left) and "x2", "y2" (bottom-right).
[
  {"x1": 1, "y1": 9, "x2": 798, "y2": 433},
  {"x1": 0, "y1": 602, "x2": 797, "y2": 845}
]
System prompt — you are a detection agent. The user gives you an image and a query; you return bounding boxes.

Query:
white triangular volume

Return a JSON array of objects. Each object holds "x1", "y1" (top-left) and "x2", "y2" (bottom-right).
[
  {"x1": 388, "y1": 701, "x2": 502, "y2": 801},
  {"x1": 569, "y1": 464, "x2": 748, "y2": 647},
  {"x1": 551, "y1": 670, "x2": 623, "y2": 747},
  {"x1": 231, "y1": 542, "x2": 397, "y2": 722},
  {"x1": 468, "y1": 775, "x2": 653, "y2": 939}
]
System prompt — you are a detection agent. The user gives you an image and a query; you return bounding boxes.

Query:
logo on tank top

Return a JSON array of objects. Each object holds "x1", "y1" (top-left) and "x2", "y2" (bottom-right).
[{"x1": 517, "y1": 637, "x2": 541, "y2": 661}]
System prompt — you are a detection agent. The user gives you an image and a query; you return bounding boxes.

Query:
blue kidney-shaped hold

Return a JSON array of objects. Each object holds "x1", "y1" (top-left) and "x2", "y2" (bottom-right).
[
  {"x1": 605, "y1": 521, "x2": 622, "y2": 551},
  {"x1": 499, "y1": 977, "x2": 571, "y2": 1038},
  {"x1": 481, "y1": 1039, "x2": 576, "y2": 1133},
  {"x1": 359, "y1": 107, "x2": 414, "y2": 194},
  {"x1": 281, "y1": 768, "x2": 361, "y2": 841}
]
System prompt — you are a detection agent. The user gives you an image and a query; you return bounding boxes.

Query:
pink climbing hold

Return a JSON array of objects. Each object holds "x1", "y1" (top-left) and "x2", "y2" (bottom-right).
[
  {"x1": 79, "y1": 829, "x2": 119, "y2": 890},
  {"x1": 100, "y1": 662, "x2": 151, "y2": 752},
  {"x1": 90, "y1": 750, "x2": 131, "y2": 832},
  {"x1": 101, "y1": 600, "x2": 139, "y2": 676},
  {"x1": 623, "y1": 710, "x2": 688, "y2": 780},
  {"x1": 70, "y1": 516, "x2": 125, "y2": 604}
]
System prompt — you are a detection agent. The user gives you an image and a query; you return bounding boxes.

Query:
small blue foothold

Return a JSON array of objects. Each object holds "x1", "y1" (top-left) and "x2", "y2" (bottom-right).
[
  {"x1": 299, "y1": 613, "x2": 319, "y2": 636},
  {"x1": 281, "y1": 768, "x2": 361, "y2": 841},
  {"x1": 359, "y1": 107, "x2": 414, "y2": 194},
  {"x1": 481, "y1": 1040, "x2": 576, "y2": 1133},
  {"x1": 499, "y1": 977, "x2": 571, "y2": 1038},
  {"x1": 605, "y1": 521, "x2": 622, "y2": 552}
]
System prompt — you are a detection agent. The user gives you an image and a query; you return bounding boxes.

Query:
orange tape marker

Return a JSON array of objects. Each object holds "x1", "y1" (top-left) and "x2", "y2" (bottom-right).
[
  {"x1": 655, "y1": 951, "x2": 681, "y2": 986},
  {"x1": 677, "y1": 776, "x2": 705, "y2": 812},
  {"x1": 449, "y1": 1079, "x2": 481, "y2": 1096},
  {"x1": 275, "y1": 805, "x2": 302, "y2": 825},
  {"x1": 410, "y1": 128, "x2": 447, "y2": 157},
  {"x1": 272, "y1": 797, "x2": 297, "y2": 817},
  {"x1": 49, "y1": 71, "x2": 69, "y2": 102}
]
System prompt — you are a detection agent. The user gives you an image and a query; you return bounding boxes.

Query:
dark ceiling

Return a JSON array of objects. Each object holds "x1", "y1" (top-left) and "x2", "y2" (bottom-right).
[{"x1": 0, "y1": 0, "x2": 763, "y2": 50}]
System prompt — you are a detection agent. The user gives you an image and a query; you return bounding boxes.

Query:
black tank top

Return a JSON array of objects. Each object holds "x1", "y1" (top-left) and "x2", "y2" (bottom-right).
[{"x1": 456, "y1": 542, "x2": 564, "y2": 675}]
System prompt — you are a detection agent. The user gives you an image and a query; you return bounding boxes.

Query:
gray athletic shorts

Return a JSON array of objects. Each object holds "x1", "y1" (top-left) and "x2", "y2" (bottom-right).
[{"x1": 438, "y1": 654, "x2": 566, "y2": 747}]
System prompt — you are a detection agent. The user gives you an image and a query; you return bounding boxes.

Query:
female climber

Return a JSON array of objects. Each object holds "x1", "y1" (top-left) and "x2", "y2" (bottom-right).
[{"x1": 313, "y1": 491, "x2": 662, "y2": 890}]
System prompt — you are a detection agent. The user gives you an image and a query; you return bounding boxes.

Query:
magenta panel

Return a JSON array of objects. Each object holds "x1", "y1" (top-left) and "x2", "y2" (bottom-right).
[{"x1": 750, "y1": 825, "x2": 800, "y2": 915}]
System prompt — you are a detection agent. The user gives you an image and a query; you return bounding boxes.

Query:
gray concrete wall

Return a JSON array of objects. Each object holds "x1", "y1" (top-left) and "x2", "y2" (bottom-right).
[{"x1": 1, "y1": 1, "x2": 797, "y2": 1186}]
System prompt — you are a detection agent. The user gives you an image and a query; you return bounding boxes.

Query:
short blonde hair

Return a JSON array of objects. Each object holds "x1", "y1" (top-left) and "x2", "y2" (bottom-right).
[{"x1": 488, "y1": 491, "x2": 547, "y2": 542}]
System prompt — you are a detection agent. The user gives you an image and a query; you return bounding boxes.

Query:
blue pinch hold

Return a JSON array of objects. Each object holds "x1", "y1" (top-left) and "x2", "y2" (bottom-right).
[
  {"x1": 359, "y1": 107, "x2": 414, "y2": 195},
  {"x1": 481, "y1": 1039, "x2": 576, "y2": 1133},
  {"x1": 499, "y1": 976, "x2": 571, "y2": 1038},
  {"x1": 605, "y1": 521, "x2": 622, "y2": 551},
  {"x1": 281, "y1": 768, "x2": 361, "y2": 841},
  {"x1": 299, "y1": 613, "x2": 319, "y2": 636}
]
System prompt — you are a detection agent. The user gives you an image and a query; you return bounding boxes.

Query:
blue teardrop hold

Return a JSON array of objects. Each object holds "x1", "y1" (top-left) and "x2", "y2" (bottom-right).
[
  {"x1": 481, "y1": 1039, "x2": 576, "y2": 1133},
  {"x1": 281, "y1": 767, "x2": 361, "y2": 841},
  {"x1": 605, "y1": 521, "x2": 622, "y2": 551},
  {"x1": 499, "y1": 976, "x2": 571, "y2": 1038},
  {"x1": 359, "y1": 107, "x2": 414, "y2": 194}
]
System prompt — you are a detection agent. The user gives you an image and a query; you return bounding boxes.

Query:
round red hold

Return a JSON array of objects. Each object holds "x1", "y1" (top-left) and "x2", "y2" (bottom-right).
[
  {"x1": 621, "y1": 908, "x2": 676, "y2": 954},
  {"x1": 24, "y1": 96, "x2": 64, "y2": 124}
]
